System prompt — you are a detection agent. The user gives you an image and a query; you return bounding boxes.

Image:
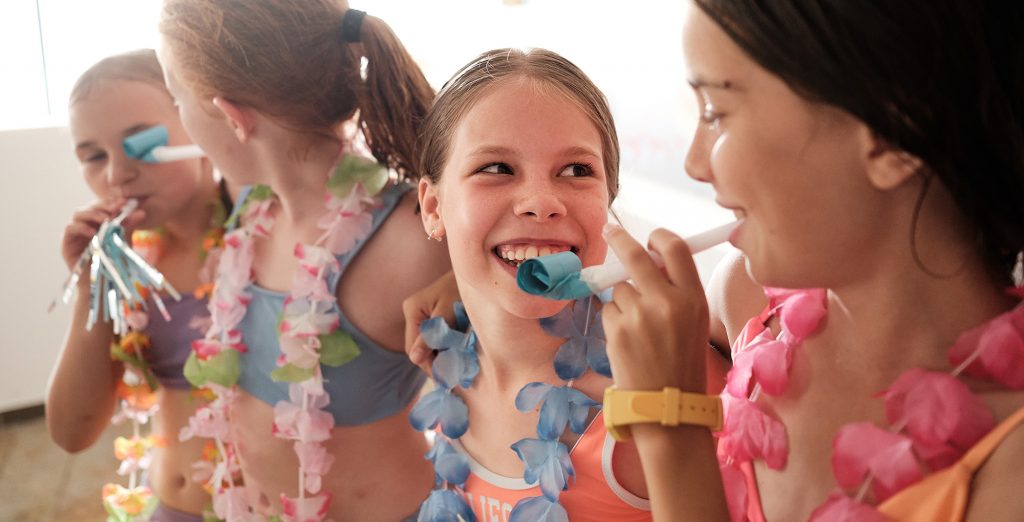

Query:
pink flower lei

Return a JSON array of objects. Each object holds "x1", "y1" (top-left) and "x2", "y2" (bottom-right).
[
  {"x1": 180, "y1": 154, "x2": 389, "y2": 522},
  {"x1": 717, "y1": 287, "x2": 1024, "y2": 521}
]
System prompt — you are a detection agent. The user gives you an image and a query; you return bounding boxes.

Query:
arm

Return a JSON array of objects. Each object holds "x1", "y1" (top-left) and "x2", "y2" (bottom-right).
[
  {"x1": 601, "y1": 226, "x2": 729, "y2": 521},
  {"x1": 46, "y1": 202, "x2": 138, "y2": 453}
]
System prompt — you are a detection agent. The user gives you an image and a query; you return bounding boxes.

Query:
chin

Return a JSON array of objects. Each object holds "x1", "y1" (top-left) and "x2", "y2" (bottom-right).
[{"x1": 501, "y1": 292, "x2": 571, "y2": 320}]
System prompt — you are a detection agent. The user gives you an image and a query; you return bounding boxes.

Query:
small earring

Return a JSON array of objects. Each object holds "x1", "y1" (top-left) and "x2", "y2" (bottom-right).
[{"x1": 428, "y1": 227, "x2": 444, "y2": 242}]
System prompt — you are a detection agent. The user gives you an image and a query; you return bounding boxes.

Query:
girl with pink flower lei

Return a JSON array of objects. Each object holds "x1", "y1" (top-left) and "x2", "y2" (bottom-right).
[
  {"x1": 601, "y1": 1, "x2": 1024, "y2": 521},
  {"x1": 48, "y1": 49, "x2": 226, "y2": 521},
  {"x1": 158, "y1": 1, "x2": 449, "y2": 520}
]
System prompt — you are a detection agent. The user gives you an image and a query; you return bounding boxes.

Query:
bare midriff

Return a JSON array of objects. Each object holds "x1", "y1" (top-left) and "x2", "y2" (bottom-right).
[
  {"x1": 149, "y1": 388, "x2": 212, "y2": 515},
  {"x1": 230, "y1": 390, "x2": 434, "y2": 520}
]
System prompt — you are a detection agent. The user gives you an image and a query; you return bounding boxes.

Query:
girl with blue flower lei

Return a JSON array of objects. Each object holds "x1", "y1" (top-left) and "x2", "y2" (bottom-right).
[{"x1": 409, "y1": 48, "x2": 652, "y2": 522}]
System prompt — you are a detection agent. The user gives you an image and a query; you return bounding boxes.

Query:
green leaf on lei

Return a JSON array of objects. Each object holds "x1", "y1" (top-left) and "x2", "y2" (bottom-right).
[
  {"x1": 183, "y1": 351, "x2": 203, "y2": 387},
  {"x1": 225, "y1": 184, "x2": 275, "y2": 229},
  {"x1": 319, "y1": 329, "x2": 361, "y2": 367},
  {"x1": 326, "y1": 155, "x2": 389, "y2": 198},
  {"x1": 110, "y1": 344, "x2": 159, "y2": 391},
  {"x1": 184, "y1": 350, "x2": 241, "y2": 388},
  {"x1": 271, "y1": 363, "x2": 316, "y2": 383}
]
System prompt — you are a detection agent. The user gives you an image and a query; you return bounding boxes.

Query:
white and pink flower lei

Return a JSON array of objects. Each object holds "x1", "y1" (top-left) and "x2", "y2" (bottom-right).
[
  {"x1": 717, "y1": 286, "x2": 1024, "y2": 521},
  {"x1": 180, "y1": 155, "x2": 387, "y2": 522}
]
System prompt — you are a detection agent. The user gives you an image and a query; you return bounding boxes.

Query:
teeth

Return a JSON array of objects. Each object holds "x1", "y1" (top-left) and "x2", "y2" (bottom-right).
[{"x1": 496, "y1": 244, "x2": 574, "y2": 266}]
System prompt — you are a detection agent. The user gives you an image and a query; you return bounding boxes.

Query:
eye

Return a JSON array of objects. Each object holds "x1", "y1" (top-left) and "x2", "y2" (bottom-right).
[
  {"x1": 85, "y1": 152, "x2": 108, "y2": 164},
  {"x1": 700, "y1": 102, "x2": 723, "y2": 131},
  {"x1": 478, "y1": 162, "x2": 513, "y2": 175},
  {"x1": 557, "y1": 163, "x2": 593, "y2": 178}
]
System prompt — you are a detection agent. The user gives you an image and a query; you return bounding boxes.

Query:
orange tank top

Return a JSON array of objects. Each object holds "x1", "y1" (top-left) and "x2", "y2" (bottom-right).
[
  {"x1": 734, "y1": 307, "x2": 1024, "y2": 521},
  {"x1": 452, "y1": 411, "x2": 651, "y2": 522},
  {"x1": 876, "y1": 404, "x2": 1024, "y2": 521}
]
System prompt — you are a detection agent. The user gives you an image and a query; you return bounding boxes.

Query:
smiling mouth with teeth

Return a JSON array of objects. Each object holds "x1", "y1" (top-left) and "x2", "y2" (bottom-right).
[{"x1": 494, "y1": 244, "x2": 578, "y2": 268}]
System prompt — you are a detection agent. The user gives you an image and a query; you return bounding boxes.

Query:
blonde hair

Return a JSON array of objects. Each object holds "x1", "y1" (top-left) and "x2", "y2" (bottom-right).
[
  {"x1": 69, "y1": 49, "x2": 168, "y2": 106},
  {"x1": 418, "y1": 48, "x2": 620, "y2": 201},
  {"x1": 159, "y1": 0, "x2": 433, "y2": 181}
]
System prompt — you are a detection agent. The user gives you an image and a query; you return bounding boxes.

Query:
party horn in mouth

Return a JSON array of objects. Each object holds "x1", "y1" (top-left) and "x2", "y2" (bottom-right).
[
  {"x1": 516, "y1": 221, "x2": 738, "y2": 300},
  {"x1": 123, "y1": 125, "x2": 204, "y2": 163}
]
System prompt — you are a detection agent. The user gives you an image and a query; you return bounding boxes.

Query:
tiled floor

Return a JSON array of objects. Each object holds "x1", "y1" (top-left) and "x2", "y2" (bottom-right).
[{"x1": 0, "y1": 409, "x2": 128, "y2": 521}]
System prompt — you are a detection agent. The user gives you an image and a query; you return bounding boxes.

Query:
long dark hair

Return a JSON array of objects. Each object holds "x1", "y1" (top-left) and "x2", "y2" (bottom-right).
[{"x1": 695, "y1": 1, "x2": 1024, "y2": 283}]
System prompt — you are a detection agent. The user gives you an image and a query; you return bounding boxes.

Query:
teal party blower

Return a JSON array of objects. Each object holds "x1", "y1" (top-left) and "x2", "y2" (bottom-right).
[
  {"x1": 123, "y1": 125, "x2": 205, "y2": 163},
  {"x1": 516, "y1": 221, "x2": 738, "y2": 300}
]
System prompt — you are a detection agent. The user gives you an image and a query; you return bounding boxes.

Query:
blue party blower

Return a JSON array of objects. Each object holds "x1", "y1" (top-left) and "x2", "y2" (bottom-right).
[
  {"x1": 123, "y1": 125, "x2": 205, "y2": 163},
  {"x1": 517, "y1": 221, "x2": 738, "y2": 300}
]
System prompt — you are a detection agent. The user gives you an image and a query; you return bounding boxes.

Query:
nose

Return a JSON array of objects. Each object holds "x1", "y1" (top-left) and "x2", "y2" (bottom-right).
[
  {"x1": 513, "y1": 182, "x2": 566, "y2": 223},
  {"x1": 684, "y1": 127, "x2": 714, "y2": 185},
  {"x1": 106, "y1": 151, "x2": 140, "y2": 186}
]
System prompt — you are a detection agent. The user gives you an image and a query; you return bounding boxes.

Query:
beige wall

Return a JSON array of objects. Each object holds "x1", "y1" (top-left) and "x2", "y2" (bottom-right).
[{"x1": 0, "y1": 126, "x2": 91, "y2": 411}]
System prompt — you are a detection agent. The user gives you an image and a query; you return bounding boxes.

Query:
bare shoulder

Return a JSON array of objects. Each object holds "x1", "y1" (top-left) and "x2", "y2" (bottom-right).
[
  {"x1": 338, "y1": 188, "x2": 452, "y2": 352},
  {"x1": 707, "y1": 249, "x2": 766, "y2": 345},
  {"x1": 966, "y1": 401, "x2": 1024, "y2": 521}
]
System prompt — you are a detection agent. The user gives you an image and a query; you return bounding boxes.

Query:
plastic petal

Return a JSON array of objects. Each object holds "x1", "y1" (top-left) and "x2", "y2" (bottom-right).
[
  {"x1": 540, "y1": 304, "x2": 578, "y2": 338},
  {"x1": 750, "y1": 338, "x2": 792, "y2": 396},
  {"x1": 280, "y1": 491, "x2": 331, "y2": 522},
  {"x1": 515, "y1": 383, "x2": 553, "y2": 413},
  {"x1": 432, "y1": 346, "x2": 479, "y2": 391},
  {"x1": 421, "y1": 316, "x2": 466, "y2": 352},
  {"x1": 948, "y1": 305, "x2": 1024, "y2": 389},
  {"x1": 425, "y1": 438, "x2": 471, "y2": 486},
  {"x1": 717, "y1": 395, "x2": 789, "y2": 469},
  {"x1": 409, "y1": 388, "x2": 469, "y2": 439},
  {"x1": 553, "y1": 338, "x2": 588, "y2": 380},
  {"x1": 831, "y1": 422, "x2": 923, "y2": 501},
  {"x1": 417, "y1": 489, "x2": 476, "y2": 522},
  {"x1": 778, "y1": 290, "x2": 827, "y2": 341},
  {"x1": 882, "y1": 368, "x2": 994, "y2": 452},
  {"x1": 509, "y1": 496, "x2": 569, "y2": 522},
  {"x1": 511, "y1": 438, "x2": 574, "y2": 501},
  {"x1": 584, "y1": 336, "x2": 612, "y2": 378}
]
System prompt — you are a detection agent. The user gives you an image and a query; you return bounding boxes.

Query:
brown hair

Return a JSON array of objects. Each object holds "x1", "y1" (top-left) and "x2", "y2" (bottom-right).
[
  {"x1": 69, "y1": 49, "x2": 168, "y2": 106},
  {"x1": 418, "y1": 48, "x2": 620, "y2": 202},
  {"x1": 159, "y1": 0, "x2": 433, "y2": 181}
]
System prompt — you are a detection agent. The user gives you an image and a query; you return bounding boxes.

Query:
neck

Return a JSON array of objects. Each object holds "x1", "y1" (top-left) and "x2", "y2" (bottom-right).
[
  {"x1": 253, "y1": 133, "x2": 342, "y2": 228},
  {"x1": 462, "y1": 292, "x2": 565, "y2": 393},
  {"x1": 161, "y1": 180, "x2": 217, "y2": 248},
  {"x1": 823, "y1": 252, "x2": 1013, "y2": 384}
]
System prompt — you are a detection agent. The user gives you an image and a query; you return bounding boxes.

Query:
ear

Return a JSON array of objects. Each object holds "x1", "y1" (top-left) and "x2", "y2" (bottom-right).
[
  {"x1": 418, "y1": 177, "x2": 444, "y2": 239},
  {"x1": 212, "y1": 96, "x2": 254, "y2": 143},
  {"x1": 862, "y1": 129, "x2": 923, "y2": 190}
]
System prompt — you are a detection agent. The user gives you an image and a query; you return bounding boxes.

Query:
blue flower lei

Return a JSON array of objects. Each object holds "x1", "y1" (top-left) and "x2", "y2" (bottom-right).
[{"x1": 410, "y1": 295, "x2": 609, "y2": 522}]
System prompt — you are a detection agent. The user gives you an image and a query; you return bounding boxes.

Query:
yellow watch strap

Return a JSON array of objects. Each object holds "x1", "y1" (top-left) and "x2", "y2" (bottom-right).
[{"x1": 604, "y1": 387, "x2": 723, "y2": 441}]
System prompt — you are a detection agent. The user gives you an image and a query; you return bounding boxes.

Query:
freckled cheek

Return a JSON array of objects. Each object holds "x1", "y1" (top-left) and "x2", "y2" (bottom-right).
[{"x1": 571, "y1": 198, "x2": 609, "y2": 266}]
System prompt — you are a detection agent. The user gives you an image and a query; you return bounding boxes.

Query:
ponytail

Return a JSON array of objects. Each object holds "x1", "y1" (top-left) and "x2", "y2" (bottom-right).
[{"x1": 354, "y1": 15, "x2": 434, "y2": 182}]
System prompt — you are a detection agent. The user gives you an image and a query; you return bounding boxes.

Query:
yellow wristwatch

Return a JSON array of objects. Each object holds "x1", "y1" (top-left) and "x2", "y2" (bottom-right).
[{"x1": 603, "y1": 386, "x2": 723, "y2": 441}]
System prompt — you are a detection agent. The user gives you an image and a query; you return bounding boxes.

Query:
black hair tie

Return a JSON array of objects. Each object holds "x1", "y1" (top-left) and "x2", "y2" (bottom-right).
[{"x1": 341, "y1": 9, "x2": 366, "y2": 43}]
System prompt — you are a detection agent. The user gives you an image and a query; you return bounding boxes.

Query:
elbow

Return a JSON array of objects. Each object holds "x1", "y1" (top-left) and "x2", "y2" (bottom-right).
[{"x1": 45, "y1": 408, "x2": 97, "y2": 454}]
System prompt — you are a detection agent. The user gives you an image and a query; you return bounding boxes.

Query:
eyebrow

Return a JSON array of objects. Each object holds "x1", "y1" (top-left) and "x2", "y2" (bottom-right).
[
  {"x1": 686, "y1": 76, "x2": 737, "y2": 91},
  {"x1": 468, "y1": 145, "x2": 601, "y2": 159},
  {"x1": 75, "y1": 123, "x2": 157, "y2": 151}
]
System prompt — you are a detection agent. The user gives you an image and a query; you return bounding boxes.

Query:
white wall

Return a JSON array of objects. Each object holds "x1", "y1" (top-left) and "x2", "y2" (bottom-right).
[{"x1": 0, "y1": 126, "x2": 91, "y2": 411}]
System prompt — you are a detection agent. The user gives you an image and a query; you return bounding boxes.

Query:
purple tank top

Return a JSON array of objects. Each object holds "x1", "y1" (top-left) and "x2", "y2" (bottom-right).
[{"x1": 143, "y1": 294, "x2": 208, "y2": 389}]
